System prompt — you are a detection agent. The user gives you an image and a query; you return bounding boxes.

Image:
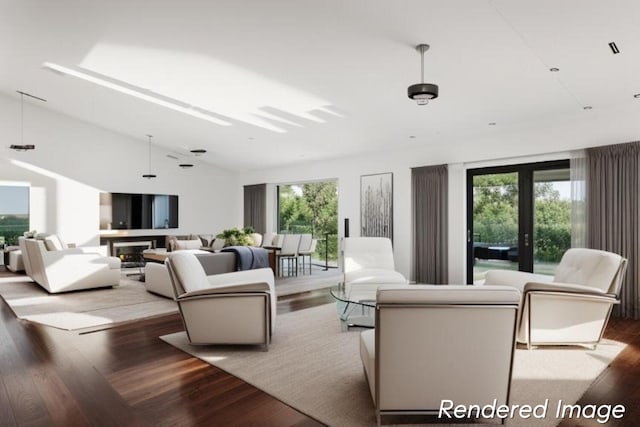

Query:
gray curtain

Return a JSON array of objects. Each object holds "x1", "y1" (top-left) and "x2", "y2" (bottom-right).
[
  {"x1": 587, "y1": 141, "x2": 640, "y2": 319},
  {"x1": 243, "y1": 184, "x2": 267, "y2": 234},
  {"x1": 411, "y1": 164, "x2": 448, "y2": 284}
]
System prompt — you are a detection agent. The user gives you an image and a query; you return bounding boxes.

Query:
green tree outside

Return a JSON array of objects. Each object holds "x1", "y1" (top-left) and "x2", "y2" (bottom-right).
[
  {"x1": 279, "y1": 182, "x2": 338, "y2": 262},
  {"x1": 473, "y1": 173, "x2": 570, "y2": 264}
]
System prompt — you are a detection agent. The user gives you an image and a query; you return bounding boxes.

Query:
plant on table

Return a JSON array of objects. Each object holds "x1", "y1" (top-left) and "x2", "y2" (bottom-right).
[{"x1": 216, "y1": 226, "x2": 255, "y2": 246}]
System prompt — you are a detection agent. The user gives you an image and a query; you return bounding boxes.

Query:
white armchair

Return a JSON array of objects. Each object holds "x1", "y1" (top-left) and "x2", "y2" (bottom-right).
[
  {"x1": 166, "y1": 251, "x2": 276, "y2": 348},
  {"x1": 23, "y1": 239, "x2": 121, "y2": 293},
  {"x1": 484, "y1": 248, "x2": 627, "y2": 349},
  {"x1": 343, "y1": 237, "x2": 407, "y2": 298},
  {"x1": 360, "y1": 285, "x2": 521, "y2": 425}
]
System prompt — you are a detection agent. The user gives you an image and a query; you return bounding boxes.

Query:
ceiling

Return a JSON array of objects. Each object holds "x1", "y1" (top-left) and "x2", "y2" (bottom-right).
[{"x1": 2, "y1": 0, "x2": 640, "y2": 171}]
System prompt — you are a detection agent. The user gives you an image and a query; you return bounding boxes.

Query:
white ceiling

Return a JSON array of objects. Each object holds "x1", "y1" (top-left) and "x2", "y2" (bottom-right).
[{"x1": 2, "y1": 0, "x2": 640, "y2": 171}]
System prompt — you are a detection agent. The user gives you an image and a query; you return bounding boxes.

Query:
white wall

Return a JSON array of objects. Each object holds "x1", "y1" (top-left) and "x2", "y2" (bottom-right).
[
  {"x1": 240, "y1": 107, "x2": 640, "y2": 282},
  {"x1": 0, "y1": 94, "x2": 241, "y2": 247}
]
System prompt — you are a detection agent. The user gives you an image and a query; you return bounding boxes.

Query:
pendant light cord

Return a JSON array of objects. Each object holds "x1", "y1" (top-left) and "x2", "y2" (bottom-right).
[
  {"x1": 420, "y1": 47, "x2": 424, "y2": 83},
  {"x1": 20, "y1": 92, "x2": 24, "y2": 145},
  {"x1": 147, "y1": 135, "x2": 153, "y2": 174}
]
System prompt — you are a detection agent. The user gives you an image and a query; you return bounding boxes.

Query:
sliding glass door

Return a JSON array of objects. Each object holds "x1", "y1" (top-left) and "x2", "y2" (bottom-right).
[{"x1": 466, "y1": 160, "x2": 570, "y2": 283}]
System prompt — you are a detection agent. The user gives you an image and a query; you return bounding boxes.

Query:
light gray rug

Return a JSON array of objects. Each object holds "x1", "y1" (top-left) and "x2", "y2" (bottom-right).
[
  {"x1": 275, "y1": 270, "x2": 341, "y2": 297},
  {"x1": 0, "y1": 274, "x2": 177, "y2": 331},
  {"x1": 161, "y1": 303, "x2": 625, "y2": 427}
]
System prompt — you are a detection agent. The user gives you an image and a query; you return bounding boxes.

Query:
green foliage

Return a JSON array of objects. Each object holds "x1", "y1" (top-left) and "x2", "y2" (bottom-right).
[
  {"x1": 216, "y1": 227, "x2": 254, "y2": 246},
  {"x1": 279, "y1": 182, "x2": 338, "y2": 261},
  {"x1": 533, "y1": 198, "x2": 570, "y2": 262},
  {"x1": 0, "y1": 215, "x2": 29, "y2": 246},
  {"x1": 473, "y1": 174, "x2": 570, "y2": 264}
]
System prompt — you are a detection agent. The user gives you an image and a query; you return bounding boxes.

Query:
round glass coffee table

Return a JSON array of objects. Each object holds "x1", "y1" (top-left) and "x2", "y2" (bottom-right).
[{"x1": 330, "y1": 285, "x2": 376, "y2": 328}]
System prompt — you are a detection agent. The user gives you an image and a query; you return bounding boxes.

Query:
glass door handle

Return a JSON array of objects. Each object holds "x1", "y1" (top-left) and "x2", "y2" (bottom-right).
[
  {"x1": 524, "y1": 233, "x2": 529, "y2": 247},
  {"x1": 467, "y1": 229, "x2": 471, "y2": 243}
]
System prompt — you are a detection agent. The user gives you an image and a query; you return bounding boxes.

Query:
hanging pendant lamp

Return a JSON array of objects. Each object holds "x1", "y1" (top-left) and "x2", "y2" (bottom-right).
[
  {"x1": 10, "y1": 90, "x2": 46, "y2": 151},
  {"x1": 407, "y1": 44, "x2": 439, "y2": 105},
  {"x1": 142, "y1": 134, "x2": 157, "y2": 179}
]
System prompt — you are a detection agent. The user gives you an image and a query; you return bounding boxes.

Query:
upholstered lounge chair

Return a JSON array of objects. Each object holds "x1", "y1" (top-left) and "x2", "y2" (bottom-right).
[
  {"x1": 144, "y1": 251, "x2": 235, "y2": 298},
  {"x1": 360, "y1": 285, "x2": 521, "y2": 425},
  {"x1": 166, "y1": 251, "x2": 275, "y2": 347},
  {"x1": 484, "y1": 248, "x2": 627, "y2": 349},
  {"x1": 23, "y1": 238, "x2": 121, "y2": 293},
  {"x1": 343, "y1": 237, "x2": 407, "y2": 298}
]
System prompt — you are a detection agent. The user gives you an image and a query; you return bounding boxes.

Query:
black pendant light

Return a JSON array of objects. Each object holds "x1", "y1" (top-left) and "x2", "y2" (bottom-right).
[
  {"x1": 407, "y1": 44, "x2": 439, "y2": 105},
  {"x1": 142, "y1": 134, "x2": 157, "y2": 179},
  {"x1": 10, "y1": 90, "x2": 46, "y2": 151}
]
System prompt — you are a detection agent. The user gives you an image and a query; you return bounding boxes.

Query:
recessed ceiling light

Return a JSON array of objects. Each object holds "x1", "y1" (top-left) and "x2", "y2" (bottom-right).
[
  {"x1": 248, "y1": 137, "x2": 255, "y2": 140},
  {"x1": 583, "y1": 106, "x2": 593, "y2": 110},
  {"x1": 634, "y1": 94, "x2": 640, "y2": 99},
  {"x1": 178, "y1": 163, "x2": 194, "y2": 168},
  {"x1": 549, "y1": 67, "x2": 560, "y2": 72},
  {"x1": 608, "y1": 42, "x2": 620, "y2": 54},
  {"x1": 488, "y1": 122, "x2": 496, "y2": 126},
  {"x1": 190, "y1": 149, "x2": 207, "y2": 156},
  {"x1": 409, "y1": 135, "x2": 416, "y2": 139}
]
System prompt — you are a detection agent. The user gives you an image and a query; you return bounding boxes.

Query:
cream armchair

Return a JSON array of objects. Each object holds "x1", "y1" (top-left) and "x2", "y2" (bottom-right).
[
  {"x1": 23, "y1": 239, "x2": 121, "y2": 293},
  {"x1": 484, "y1": 248, "x2": 627, "y2": 349},
  {"x1": 166, "y1": 251, "x2": 275, "y2": 348},
  {"x1": 360, "y1": 285, "x2": 521, "y2": 425},
  {"x1": 343, "y1": 237, "x2": 407, "y2": 298}
]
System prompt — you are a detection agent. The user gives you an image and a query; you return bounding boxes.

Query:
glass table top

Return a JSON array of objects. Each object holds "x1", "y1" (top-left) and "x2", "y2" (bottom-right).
[{"x1": 330, "y1": 285, "x2": 376, "y2": 328}]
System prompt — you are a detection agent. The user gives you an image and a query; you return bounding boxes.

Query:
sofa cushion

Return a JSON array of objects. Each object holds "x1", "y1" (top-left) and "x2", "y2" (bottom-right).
[
  {"x1": 43, "y1": 235, "x2": 68, "y2": 251},
  {"x1": 174, "y1": 239, "x2": 202, "y2": 251},
  {"x1": 209, "y1": 238, "x2": 226, "y2": 251}
]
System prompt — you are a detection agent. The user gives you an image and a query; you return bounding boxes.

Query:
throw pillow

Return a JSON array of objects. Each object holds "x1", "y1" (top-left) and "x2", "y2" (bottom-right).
[{"x1": 198, "y1": 234, "x2": 214, "y2": 247}]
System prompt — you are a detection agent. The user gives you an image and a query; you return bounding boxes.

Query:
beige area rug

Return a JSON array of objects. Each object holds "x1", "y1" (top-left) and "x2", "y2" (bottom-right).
[
  {"x1": 0, "y1": 275, "x2": 177, "y2": 331},
  {"x1": 275, "y1": 269, "x2": 341, "y2": 297},
  {"x1": 161, "y1": 303, "x2": 625, "y2": 427}
]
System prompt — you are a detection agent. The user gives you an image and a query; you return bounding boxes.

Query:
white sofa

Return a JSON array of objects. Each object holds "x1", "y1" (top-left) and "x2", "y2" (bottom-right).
[
  {"x1": 23, "y1": 238, "x2": 121, "y2": 293},
  {"x1": 166, "y1": 251, "x2": 275, "y2": 347},
  {"x1": 343, "y1": 237, "x2": 407, "y2": 299},
  {"x1": 484, "y1": 248, "x2": 627, "y2": 349},
  {"x1": 360, "y1": 285, "x2": 521, "y2": 425}
]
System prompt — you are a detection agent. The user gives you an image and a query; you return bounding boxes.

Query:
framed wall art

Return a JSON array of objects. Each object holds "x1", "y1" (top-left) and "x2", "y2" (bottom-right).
[{"x1": 360, "y1": 172, "x2": 393, "y2": 241}]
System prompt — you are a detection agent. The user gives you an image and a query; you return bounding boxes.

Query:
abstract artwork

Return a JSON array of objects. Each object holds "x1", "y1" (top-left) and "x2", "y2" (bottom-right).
[{"x1": 360, "y1": 172, "x2": 393, "y2": 241}]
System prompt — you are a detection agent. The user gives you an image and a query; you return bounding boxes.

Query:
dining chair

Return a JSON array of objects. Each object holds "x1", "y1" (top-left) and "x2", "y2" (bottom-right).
[
  {"x1": 298, "y1": 235, "x2": 317, "y2": 275},
  {"x1": 277, "y1": 234, "x2": 301, "y2": 277}
]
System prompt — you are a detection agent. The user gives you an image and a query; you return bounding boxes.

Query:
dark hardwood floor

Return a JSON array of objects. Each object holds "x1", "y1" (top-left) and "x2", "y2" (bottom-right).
[{"x1": 1, "y1": 266, "x2": 639, "y2": 426}]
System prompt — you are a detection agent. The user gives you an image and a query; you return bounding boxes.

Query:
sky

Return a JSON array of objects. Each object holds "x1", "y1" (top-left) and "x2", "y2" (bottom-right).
[{"x1": 0, "y1": 186, "x2": 29, "y2": 214}]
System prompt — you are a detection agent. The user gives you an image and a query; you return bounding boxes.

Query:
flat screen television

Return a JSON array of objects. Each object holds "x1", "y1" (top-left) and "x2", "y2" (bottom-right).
[{"x1": 100, "y1": 192, "x2": 178, "y2": 230}]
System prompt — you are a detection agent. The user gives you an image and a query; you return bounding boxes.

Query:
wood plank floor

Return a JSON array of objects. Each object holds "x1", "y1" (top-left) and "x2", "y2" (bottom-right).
[{"x1": 1, "y1": 266, "x2": 639, "y2": 426}]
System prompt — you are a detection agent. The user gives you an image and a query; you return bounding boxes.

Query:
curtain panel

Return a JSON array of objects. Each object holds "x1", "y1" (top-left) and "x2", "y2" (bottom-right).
[
  {"x1": 587, "y1": 141, "x2": 640, "y2": 319},
  {"x1": 411, "y1": 164, "x2": 448, "y2": 284},
  {"x1": 570, "y1": 150, "x2": 588, "y2": 248},
  {"x1": 243, "y1": 184, "x2": 267, "y2": 234}
]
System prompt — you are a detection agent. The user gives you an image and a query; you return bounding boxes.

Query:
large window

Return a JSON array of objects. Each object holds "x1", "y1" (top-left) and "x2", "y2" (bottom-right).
[
  {"x1": 0, "y1": 185, "x2": 30, "y2": 246},
  {"x1": 467, "y1": 160, "x2": 570, "y2": 283},
  {"x1": 277, "y1": 180, "x2": 338, "y2": 266}
]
